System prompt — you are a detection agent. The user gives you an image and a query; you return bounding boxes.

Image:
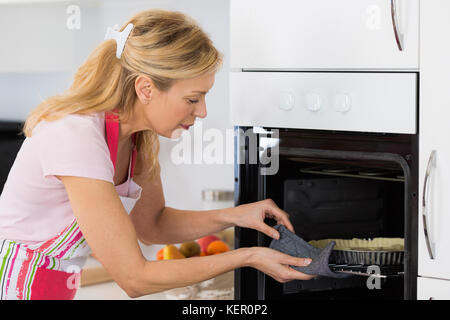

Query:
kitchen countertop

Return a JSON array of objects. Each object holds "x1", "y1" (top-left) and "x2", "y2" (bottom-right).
[
  {"x1": 75, "y1": 238, "x2": 235, "y2": 300},
  {"x1": 74, "y1": 270, "x2": 234, "y2": 300},
  {"x1": 74, "y1": 281, "x2": 168, "y2": 300}
]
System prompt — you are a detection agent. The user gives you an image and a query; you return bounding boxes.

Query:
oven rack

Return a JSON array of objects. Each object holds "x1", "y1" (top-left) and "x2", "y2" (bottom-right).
[
  {"x1": 329, "y1": 264, "x2": 404, "y2": 278},
  {"x1": 299, "y1": 165, "x2": 405, "y2": 182}
]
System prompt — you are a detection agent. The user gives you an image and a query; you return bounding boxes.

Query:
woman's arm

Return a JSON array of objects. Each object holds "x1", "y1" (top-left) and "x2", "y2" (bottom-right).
[
  {"x1": 130, "y1": 164, "x2": 292, "y2": 245},
  {"x1": 130, "y1": 163, "x2": 233, "y2": 245},
  {"x1": 58, "y1": 175, "x2": 312, "y2": 298},
  {"x1": 144, "y1": 206, "x2": 234, "y2": 244},
  {"x1": 145, "y1": 200, "x2": 295, "y2": 245}
]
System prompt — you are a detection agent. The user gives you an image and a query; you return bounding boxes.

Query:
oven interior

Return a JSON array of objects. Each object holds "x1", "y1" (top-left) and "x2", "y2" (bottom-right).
[{"x1": 259, "y1": 156, "x2": 407, "y2": 300}]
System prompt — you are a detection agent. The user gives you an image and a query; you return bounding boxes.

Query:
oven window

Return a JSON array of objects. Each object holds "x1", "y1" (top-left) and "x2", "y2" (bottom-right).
[{"x1": 262, "y1": 157, "x2": 406, "y2": 299}]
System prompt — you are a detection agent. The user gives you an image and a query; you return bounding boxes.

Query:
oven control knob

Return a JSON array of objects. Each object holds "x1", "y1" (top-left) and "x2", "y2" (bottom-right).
[
  {"x1": 335, "y1": 93, "x2": 352, "y2": 113},
  {"x1": 278, "y1": 92, "x2": 295, "y2": 111},
  {"x1": 305, "y1": 92, "x2": 321, "y2": 112}
]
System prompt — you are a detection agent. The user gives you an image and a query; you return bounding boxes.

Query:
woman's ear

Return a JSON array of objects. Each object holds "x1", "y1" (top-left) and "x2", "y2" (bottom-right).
[{"x1": 135, "y1": 75, "x2": 154, "y2": 105}]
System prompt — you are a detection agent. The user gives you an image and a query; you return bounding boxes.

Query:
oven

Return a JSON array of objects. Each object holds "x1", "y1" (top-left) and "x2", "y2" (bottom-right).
[
  {"x1": 230, "y1": 65, "x2": 419, "y2": 299},
  {"x1": 233, "y1": 126, "x2": 418, "y2": 300}
]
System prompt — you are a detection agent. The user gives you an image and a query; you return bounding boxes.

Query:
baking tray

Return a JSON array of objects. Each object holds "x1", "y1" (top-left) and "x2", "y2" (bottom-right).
[{"x1": 329, "y1": 249, "x2": 404, "y2": 266}]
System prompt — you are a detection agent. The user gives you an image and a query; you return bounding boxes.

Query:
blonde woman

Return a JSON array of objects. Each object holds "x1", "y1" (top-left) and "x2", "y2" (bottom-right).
[{"x1": 0, "y1": 10, "x2": 312, "y2": 300}]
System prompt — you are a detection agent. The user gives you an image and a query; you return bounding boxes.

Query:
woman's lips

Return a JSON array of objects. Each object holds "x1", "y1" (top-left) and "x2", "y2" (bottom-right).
[{"x1": 180, "y1": 124, "x2": 192, "y2": 130}]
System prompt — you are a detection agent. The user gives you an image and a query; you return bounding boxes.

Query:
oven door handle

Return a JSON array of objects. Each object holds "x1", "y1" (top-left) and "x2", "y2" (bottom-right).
[
  {"x1": 390, "y1": 0, "x2": 404, "y2": 51},
  {"x1": 422, "y1": 150, "x2": 437, "y2": 260}
]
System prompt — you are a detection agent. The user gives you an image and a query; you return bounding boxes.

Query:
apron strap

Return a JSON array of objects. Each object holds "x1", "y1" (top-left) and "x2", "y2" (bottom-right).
[
  {"x1": 130, "y1": 143, "x2": 137, "y2": 178},
  {"x1": 105, "y1": 110, "x2": 137, "y2": 178}
]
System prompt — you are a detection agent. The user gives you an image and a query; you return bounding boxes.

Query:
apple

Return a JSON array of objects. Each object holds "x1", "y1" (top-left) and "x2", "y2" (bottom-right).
[{"x1": 197, "y1": 235, "x2": 220, "y2": 254}]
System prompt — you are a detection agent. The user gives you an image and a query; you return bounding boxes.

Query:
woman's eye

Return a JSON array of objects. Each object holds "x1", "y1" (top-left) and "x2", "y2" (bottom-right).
[{"x1": 188, "y1": 99, "x2": 199, "y2": 104}]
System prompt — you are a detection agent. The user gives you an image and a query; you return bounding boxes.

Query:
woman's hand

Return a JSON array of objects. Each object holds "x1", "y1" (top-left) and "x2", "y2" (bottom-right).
[
  {"x1": 230, "y1": 198, "x2": 294, "y2": 240},
  {"x1": 246, "y1": 247, "x2": 315, "y2": 282}
]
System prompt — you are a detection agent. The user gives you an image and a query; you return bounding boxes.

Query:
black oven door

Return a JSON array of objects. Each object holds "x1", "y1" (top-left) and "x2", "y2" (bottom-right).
[{"x1": 234, "y1": 127, "x2": 418, "y2": 300}]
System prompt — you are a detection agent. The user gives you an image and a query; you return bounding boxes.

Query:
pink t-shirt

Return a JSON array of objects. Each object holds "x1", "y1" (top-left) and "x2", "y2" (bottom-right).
[{"x1": 0, "y1": 112, "x2": 127, "y2": 244}]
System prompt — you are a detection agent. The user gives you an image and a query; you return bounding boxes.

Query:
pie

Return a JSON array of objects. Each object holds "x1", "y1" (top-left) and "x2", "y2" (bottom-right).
[{"x1": 308, "y1": 238, "x2": 404, "y2": 251}]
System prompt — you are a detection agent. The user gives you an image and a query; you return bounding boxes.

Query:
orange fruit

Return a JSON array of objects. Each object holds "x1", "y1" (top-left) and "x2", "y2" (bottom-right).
[
  {"x1": 156, "y1": 248, "x2": 164, "y2": 260},
  {"x1": 206, "y1": 240, "x2": 229, "y2": 255}
]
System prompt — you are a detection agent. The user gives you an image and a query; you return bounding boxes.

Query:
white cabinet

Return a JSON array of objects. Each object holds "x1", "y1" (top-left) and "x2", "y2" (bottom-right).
[
  {"x1": 418, "y1": 277, "x2": 450, "y2": 300},
  {"x1": 230, "y1": 0, "x2": 419, "y2": 70},
  {"x1": 418, "y1": 0, "x2": 450, "y2": 282}
]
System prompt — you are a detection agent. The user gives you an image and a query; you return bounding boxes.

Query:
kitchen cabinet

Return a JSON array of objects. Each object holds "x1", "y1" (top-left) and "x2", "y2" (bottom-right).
[
  {"x1": 230, "y1": 0, "x2": 419, "y2": 70},
  {"x1": 418, "y1": 277, "x2": 450, "y2": 300},
  {"x1": 418, "y1": 0, "x2": 450, "y2": 282}
]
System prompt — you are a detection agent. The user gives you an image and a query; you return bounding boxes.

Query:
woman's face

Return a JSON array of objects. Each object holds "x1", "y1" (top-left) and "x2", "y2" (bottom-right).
[{"x1": 140, "y1": 72, "x2": 215, "y2": 139}]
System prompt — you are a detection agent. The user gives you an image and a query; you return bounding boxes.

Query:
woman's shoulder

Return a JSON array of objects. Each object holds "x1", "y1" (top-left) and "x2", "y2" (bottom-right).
[
  {"x1": 32, "y1": 111, "x2": 106, "y2": 139},
  {"x1": 28, "y1": 111, "x2": 114, "y2": 182},
  {"x1": 28, "y1": 111, "x2": 111, "y2": 160}
]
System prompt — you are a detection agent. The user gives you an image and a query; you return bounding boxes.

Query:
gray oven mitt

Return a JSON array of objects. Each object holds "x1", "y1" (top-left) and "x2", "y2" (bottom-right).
[{"x1": 269, "y1": 224, "x2": 349, "y2": 279}]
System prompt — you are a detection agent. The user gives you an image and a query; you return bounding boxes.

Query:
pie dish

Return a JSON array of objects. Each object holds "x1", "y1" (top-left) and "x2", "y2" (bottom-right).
[{"x1": 309, "y1": 238, "x2": 405, "y2": 265}]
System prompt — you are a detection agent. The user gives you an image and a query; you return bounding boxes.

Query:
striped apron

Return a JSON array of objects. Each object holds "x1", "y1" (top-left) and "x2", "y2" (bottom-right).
[{"x1": 0, "y1": 111, "x2": 142, "y2": 300}]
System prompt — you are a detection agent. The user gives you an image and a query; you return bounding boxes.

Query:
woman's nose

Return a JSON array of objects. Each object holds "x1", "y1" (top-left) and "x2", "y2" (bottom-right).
[{"x1": 194, "y1": 101, "x2": 207, "y2": 119}]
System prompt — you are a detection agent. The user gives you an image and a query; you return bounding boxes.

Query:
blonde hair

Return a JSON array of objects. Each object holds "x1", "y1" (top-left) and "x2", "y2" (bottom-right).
[{"x1": 23, "y1": 9, "x2": 223, "y2": 180}]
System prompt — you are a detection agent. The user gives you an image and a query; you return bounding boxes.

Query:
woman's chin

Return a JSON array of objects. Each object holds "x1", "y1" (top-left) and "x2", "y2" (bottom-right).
[{"x1": 169, "y1": 127, "x2": 185, "y2": 140}]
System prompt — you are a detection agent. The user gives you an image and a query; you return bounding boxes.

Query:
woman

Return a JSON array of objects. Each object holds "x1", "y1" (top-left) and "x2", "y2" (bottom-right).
[{"x1": 0, "y1": 9, "x2": 312, "y2": 300}]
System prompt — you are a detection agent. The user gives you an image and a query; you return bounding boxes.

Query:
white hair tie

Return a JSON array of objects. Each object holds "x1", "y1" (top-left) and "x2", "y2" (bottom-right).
[{"x1": 104, "y1": 23, "x2": 134, "y2": 59}]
